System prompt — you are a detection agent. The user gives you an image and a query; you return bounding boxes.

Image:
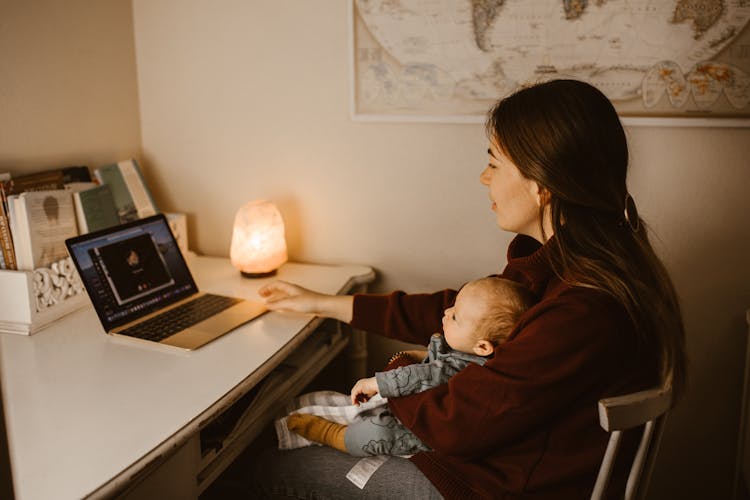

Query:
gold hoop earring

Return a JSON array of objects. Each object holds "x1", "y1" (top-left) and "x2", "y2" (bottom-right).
[{"x1": 623, "y1": 193, "x2": 640, "y2": 232}]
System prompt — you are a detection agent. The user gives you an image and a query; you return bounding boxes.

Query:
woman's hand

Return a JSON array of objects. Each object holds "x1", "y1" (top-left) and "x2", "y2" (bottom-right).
[
  {"x1": 258, "y1": 281, "x2": 325, "y2": 313},
  {"x1": 350, "y1": 376, "x2": 379, "y2": 405},
  {"x1": 258, "y1": 280, "x2": 354, "y2": 323}
]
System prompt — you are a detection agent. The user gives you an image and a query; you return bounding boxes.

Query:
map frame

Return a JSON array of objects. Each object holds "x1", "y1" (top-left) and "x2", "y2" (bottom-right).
[{"x1": 348, "y1": 0, "x2": 750, "y2": 128}]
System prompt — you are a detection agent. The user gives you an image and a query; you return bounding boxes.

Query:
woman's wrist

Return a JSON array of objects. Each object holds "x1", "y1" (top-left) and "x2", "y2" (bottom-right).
[{"x1": 319, "y1": 294, "x2": 354, "y2": 323}]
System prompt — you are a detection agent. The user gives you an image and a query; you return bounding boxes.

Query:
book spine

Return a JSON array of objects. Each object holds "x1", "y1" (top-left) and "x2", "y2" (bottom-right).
[
  {"x1": 12, "y1": 196, "x2": 33, "y2": 270},
  {"x1": 7, "y1": 170, "x2": 64, "y2": 195},
  {"x1": 119, "y1": 159, "x2": 158, "y2": 218},
  {"x1": 0, "y1": 216, "x2": 15, "y2": 270},
  {"x1": 72, "y1": 191, "x2": 88, "y2": 234},
  {"x1": 0, "y1": 186, "x2": 16, "y2": 270}
]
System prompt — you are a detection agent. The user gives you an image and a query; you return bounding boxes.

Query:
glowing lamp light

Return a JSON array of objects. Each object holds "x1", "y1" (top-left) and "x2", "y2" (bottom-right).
[{"x1": 230, "y1": 200, "x2": 288, "y2": 278}]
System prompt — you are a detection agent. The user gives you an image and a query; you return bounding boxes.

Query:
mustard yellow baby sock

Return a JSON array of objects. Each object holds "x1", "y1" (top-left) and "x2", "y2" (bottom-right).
[{"x1": 287, "y1": 413, "x2": 347, "y2": 453}]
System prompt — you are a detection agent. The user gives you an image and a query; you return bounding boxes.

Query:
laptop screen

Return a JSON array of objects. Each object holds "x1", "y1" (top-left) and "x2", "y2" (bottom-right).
[{"x1": 66, "y1": 214, "x2": 198, "y2": 331}]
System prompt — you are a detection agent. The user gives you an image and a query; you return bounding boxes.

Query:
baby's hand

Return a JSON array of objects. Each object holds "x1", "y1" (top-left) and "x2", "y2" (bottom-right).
[{"x1": 350, "y1": 376, "x2": 379, "y2": 405}]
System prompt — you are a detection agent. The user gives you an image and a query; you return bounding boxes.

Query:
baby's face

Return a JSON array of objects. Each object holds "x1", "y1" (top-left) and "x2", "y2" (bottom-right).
[{"x1": 441, "y1": 284, "x2": 484, "y2": 354}]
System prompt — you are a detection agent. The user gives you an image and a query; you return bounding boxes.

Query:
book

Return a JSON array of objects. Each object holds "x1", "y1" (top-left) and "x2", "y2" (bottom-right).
[
  {"x1": 60, "y1": 166, "x2": 91, "y2": 184},
  {"x1": 8, "y1": 195, "x2": 29, "y2": 271},
  {"x1": 0, "y1": 183, "x2": 16, "y2": 270},
  {"x1": 11, "y1": 190, "x2": 78, "y2": 270},
  {"x1": 64, "y1": 181, "x2": 98, "y2": 193},
  {"x1": 73, "y1": 184, "x2": 120, "y2": 234},
  {"x1": 5, "y1": 166, "x2": 91, "y2": 195},
  {"x1": 166, "y1": 213, "x2": 188, "y2": 254},
  {"x1": 94, "y1": 159, "x2": 158, "y2": 223}
]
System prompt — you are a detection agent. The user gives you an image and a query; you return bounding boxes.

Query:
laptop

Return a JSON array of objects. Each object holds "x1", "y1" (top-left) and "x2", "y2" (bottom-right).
[{"x1": 65, "y1": 214, "x2": 267, "y2": 350}]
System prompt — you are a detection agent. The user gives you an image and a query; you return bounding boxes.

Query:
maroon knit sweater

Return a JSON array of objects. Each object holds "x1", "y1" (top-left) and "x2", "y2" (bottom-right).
[{"x1": 351, "y1": 235, "x2": 658, "y2": 499}]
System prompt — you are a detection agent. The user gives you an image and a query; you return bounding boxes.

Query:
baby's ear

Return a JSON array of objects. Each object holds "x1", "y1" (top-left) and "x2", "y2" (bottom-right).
[{"x1": 473, "y1": 339, "x2": 495, "y2": 357}]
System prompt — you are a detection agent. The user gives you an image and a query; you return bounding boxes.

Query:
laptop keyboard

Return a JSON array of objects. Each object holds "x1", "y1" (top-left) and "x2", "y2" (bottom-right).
[{"x1": 119, "y1": 294, "x2": 243, "y2": 342}]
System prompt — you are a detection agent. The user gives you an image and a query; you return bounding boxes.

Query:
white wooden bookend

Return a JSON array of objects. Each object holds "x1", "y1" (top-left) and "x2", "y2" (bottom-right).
[
  {"x1": 0, "y1": 256, "x2": 87, "y2": 336},
  {"x1": 33, "y1": 257, "x2": 84, "y2": 310}
]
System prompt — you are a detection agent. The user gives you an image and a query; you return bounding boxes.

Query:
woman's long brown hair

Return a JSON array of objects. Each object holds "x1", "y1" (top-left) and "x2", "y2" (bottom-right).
[{"x1": 486, "y1": 79, "x2": 687, "y2": 402}]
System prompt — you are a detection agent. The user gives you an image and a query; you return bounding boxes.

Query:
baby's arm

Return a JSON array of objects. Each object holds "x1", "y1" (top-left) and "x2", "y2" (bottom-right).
[
  {"x1": 350, "y1": 365, "x2": 436, "y2": 404},
  {"x1": 350, "y1": 349, "x2": 427, "y2": 404},
  {"x1": 376, "y1": 349, "x2": 483, "y2": 398},
  {"x1": 375, "y1": 360, "x2": 453, "y2": 398}
]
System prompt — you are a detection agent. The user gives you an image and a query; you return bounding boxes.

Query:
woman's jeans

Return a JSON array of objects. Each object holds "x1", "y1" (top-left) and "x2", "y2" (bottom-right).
[{"x1": 247, "y1": 445, "x2": 444, "y2": 499}]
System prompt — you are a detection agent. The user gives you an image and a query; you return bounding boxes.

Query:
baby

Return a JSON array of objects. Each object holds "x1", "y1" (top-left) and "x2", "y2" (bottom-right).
[{"x1": 287, "y1": 276, "x2": 535, "y2": 457}]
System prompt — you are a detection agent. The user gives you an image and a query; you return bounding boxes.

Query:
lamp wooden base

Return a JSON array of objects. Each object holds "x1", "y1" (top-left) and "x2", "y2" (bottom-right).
[{"x1": 240, "y1": 269, "x2": 277, "y2": 279}]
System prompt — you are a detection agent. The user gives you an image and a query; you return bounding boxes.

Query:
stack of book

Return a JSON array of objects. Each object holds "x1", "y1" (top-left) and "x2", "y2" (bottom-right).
[{"x1": 0, "y1": 159, "x2": 158, "y2": 271}]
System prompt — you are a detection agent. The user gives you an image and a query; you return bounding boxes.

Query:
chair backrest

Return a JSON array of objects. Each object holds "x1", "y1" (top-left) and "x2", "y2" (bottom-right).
[{"x1": 590, "y1": 386, "x2": 672, "y2": 500}]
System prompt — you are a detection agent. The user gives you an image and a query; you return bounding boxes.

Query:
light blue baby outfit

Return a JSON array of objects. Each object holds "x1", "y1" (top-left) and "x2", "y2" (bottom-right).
[{"x1": 344, "y1": 333, "x2": 487, "y2": 457}]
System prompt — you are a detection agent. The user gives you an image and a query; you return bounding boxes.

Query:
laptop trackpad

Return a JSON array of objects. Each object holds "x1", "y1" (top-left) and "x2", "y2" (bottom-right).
[{"x1": 162, "y1": 300, "x2": 268, "y2": 350}]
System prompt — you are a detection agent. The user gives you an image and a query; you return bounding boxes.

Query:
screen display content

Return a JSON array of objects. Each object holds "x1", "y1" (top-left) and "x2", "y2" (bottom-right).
[{"x1": 66, "y1": 216, "x2": 197, "y2": 331}]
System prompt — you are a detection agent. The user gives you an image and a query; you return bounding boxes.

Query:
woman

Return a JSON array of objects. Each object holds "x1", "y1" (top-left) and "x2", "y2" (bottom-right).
[{"x1": 250, "y1": 79, "x2": 687, "y2": 499}]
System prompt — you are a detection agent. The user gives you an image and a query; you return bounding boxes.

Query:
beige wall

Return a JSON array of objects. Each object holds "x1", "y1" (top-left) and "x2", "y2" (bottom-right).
[
  {"x1": 3, "y1": 0, "x2": 750, "y2": 497},
  {"x1": 0, "y1": 0, "x2": 141, "y2": 172}
]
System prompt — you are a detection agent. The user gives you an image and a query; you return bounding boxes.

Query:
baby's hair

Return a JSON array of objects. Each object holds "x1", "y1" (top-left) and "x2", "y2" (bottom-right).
[{"x1": 469, "y1": 277, "x2": 536, "y2": 345}]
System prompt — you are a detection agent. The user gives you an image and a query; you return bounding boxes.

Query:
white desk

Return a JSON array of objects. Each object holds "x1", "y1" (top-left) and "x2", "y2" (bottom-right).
[{"x1": 0, "y1": 256, "x2": 373, "y2": 499}]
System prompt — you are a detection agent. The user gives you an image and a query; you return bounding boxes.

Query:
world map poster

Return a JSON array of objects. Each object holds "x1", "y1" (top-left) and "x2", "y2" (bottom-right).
[{"x1": 350, "y1": 0, "x2": 750, "y2": 123}]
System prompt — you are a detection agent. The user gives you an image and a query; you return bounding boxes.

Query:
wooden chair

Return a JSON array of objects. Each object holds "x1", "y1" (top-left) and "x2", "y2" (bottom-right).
[{"x1": 591, "y1": 386, "x2": 673, "y2": 500}]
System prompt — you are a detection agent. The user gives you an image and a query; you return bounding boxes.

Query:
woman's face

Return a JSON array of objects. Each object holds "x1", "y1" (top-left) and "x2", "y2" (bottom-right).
[{"x1": 480, "y1": 140, "x2": 545, "y2": 241}]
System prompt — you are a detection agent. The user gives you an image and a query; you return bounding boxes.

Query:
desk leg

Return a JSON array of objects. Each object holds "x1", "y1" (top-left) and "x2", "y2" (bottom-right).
[
  {"x1": 346, "y1": 326, "x2": 368, "y2": 382},
  {"x1": 343, "y1": 283, "x2": 370, "y2": 382}
]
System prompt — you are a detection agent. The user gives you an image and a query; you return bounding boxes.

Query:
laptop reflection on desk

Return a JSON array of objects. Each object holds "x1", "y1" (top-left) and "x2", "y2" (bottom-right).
[{"x1": 66, "y1": 214, "x2": 267, "y2": 350}]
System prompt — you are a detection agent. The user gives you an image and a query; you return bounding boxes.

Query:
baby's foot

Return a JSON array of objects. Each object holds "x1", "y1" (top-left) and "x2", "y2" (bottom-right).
[{"x1": 287, "y1": 413, "x2": 347, "y2": 453}]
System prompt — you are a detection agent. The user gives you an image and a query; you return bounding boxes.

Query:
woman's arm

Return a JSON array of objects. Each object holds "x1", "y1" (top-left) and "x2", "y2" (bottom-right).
[
  {"x1": 387, "y1": 289, "x2": 656, "y2": 460},
  {"x1": 260, "y1": 281, "x2": 459, "y2": 346},
  {"x1": 259, "y1": 281, "x2": 354, "y2": 323},
  {"x1": 351, "y1": 289, "x2": 458, "y2": 345}
]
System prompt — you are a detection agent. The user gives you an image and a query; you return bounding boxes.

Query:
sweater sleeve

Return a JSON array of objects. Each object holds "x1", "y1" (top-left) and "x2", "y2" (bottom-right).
[
  {"x1": 387, "y1": 287, "x2": 641, "y2": 460},
  {"x1": 375, "y1": 356, "x2": 472, "y2": 398},
  {"x1": 350, "y1": 289, "x2": 458, "y2": 345},
  {"x1": 376, "y1": 334, "x2": 486, "y2": 398}
]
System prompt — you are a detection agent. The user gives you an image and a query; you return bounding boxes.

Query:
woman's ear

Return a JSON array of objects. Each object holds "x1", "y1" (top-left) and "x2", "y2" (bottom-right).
[
  {"x1": 473, "y1": 339, "x2": 495, "y2": 357},
  {"x1": 535, "y1": 184, "x2": 551, "y2": 208}
]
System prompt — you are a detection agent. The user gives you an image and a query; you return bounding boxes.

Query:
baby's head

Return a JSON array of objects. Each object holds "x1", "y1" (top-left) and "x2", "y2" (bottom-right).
[{"x1": 442, "y1": 277, "x2": 535, "y2": 356}]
